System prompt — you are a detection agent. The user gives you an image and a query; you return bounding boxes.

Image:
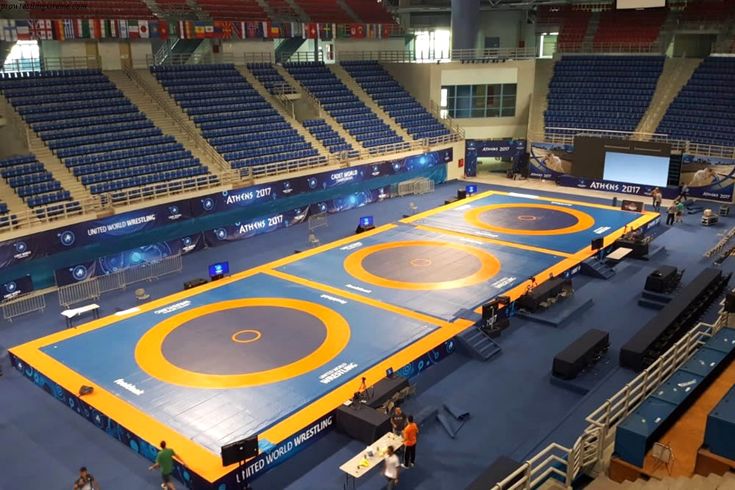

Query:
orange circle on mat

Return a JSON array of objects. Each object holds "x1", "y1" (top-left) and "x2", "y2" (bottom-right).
[
  {"x1": 464, "y1": 203, "x2": 595, "y2": 236},
  {"x1": 135, "y1": 298, "x2": 350, "y2": 389},
  {"x1": 344, "y1": 240, "x2": 501, "y2": 290},
  {"x1": 231, "y1": 329, "x2": 262, "y2": 344}
]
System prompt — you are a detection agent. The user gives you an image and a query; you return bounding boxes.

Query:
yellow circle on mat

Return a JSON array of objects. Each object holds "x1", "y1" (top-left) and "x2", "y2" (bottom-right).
[
  {"x1": 135, "y1": 298, "x2": 351, "y2": 389},
  {"x1": 231, "y1": 329, "x2": 262, "y2": 344},
  {"x1": 344, "y1": 240, "x2": 501, "y2": 290},
  {"x1": 464, "y1": 203, "x2": 595, "y2": 236}
]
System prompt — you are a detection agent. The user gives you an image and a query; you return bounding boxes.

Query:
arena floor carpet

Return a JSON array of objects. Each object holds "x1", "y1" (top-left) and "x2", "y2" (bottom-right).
[{"x1": 9, "y1": 190, "x2": 658, "y2": 486}]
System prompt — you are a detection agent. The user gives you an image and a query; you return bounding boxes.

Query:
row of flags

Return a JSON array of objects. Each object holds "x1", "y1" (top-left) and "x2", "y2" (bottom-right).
[{"x1": 0, "y1": 19, "x2": 398, "y2": 42}]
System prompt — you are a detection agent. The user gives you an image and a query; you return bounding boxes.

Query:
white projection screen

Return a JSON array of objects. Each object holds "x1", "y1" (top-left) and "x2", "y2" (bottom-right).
[{"x1": 617, "y1": 0, "x2": 665, "y2": 9}]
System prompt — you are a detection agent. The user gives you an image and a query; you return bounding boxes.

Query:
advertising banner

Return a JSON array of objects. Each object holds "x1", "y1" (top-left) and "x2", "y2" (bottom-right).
[
  {"x1": 680, "y1": 154, "x2": 735, "y2": 203},
  {"x1": 1, "y1": 275, "x2": 34, "y2": 300},
  {"x1": 528, "y1": 142, "x2": 574, "y2": 179},
  {"x1": 555, "y1": 175, "x2": 679, "y2": 199}
]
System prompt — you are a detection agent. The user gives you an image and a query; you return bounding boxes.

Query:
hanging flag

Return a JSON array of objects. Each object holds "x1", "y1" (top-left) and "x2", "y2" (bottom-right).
[
  {"x1": 204, "y1": 24, "x2": 214, "y2": 38},
  {"x1": 15, "y1": 20, "x2": 31, "y2": 41},
  {"x1": 158, "y1": 21, "x2": 169, "y2": 39},
  {"x1": 213, "y1": 21, "x2": 231, "y2": 38},
  {"x1": 128, "y1": 20, "x2": 139, "y2": 38},
  {"x1": 319, "y1": 23, "x2": 334, "y2": 41},
  {"x1": 381, "y1": 24, "x2": 394, "y2": 39},
  {"x1": 266, "y1": 23, "x2": 281, "y2": 39},
  {"x1": 63, "y1": 19, "x2": 75, "y2": 39},
  {"x1": 245, "y1": 21, "x2": 260, "y2": 39},
  {"x1": 194, "y1": 21, "x2": 206, "y2": 39},
  {"x1": 31, "y1": 20, "x2": 52, "y2": 40},
  {"x1": 233, "y1": 21, "x2": 244, "y2": 39},
  {"x1": 139, "y1": 20, "x2": 149, "y2": 38},
  {"x1": 0, "y1": 20, "x2": 7, "y2": 42},
  {"x1": 148, "y1": 20, "x2": 159, "y2": 38},
  {"x1": 118, "y1": 19, "x2": 128, "y2": 38},
  {"x1": 305, "y1": 23, "x2": 317, "y2": 39}
]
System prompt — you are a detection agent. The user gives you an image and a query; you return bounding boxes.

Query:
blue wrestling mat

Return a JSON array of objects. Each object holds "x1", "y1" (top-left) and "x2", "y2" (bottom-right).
[
  {"x1": 404, "y1": 191, "x2": 647, "y2": 254},
  {"x1": 275, "y1": 224, "x2": 567, "y2": 321}
]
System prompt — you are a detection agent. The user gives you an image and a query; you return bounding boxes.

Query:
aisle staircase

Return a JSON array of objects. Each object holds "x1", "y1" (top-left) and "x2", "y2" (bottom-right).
[
  {"x1": 0, "y1": 171, "x2": 29, "y2": 214},
  {"x1": 456, "y1": 326, "x2": 502, "y2": 361},
  {"x1": 328, "y1": 63, "x2": 415, "y2": 143},
  {"x1": 529, "y1": 58, "x2": 556, "y2": 138},
  {"x1": 635, "y1": 58, "x2": 701, "y2": 137},
  {"x1": 235, "y1": 66, "x2": 331, "y2": 158},
  {"x1": 26, "y1": 132, "x2": 92, "y2": 203},
  {"x1": 274, "y1": 64, "x2": 366, "y2": 152},
  {"x1": 581, "y1": 257, "x2": 616, "y2": 280},
  {"x1": 587, "y1": 472, "x2": 735, "y2": 489}
]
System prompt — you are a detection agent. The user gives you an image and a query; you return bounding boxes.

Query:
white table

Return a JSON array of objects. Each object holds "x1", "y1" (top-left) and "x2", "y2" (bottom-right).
[
  {"x1": 606, "y1": 247, "x2": 633, "y2": 263},
  {"x1": 61, "y1": 303, "x2": 100, "y2": 328},
  {"x1": 339, "y1": 432, "x2": 403, "y2": 489}
]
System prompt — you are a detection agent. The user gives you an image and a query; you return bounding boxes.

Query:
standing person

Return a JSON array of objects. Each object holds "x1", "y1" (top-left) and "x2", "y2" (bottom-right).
[
  {"x1": 666, "y1": 202, "x2": 677, "y2": 226},
  {"x1": 402, "y1": 415, "x2": 419, "y2": 468},
  {"x1": 73, "y1": 466, "x2": 99, "y2": 490},
  {"x1": 390, "y1": 406, "x2": 407, "y2": 436},
  {"x1": 384, "y1": 445, "x2": 400, "y2": 489},
  {"x1": 149, "y1": 441, "x2": 177, "y2": 490},
  {"x1": 652, "y1": 188, "x2": 662, "y2": 212},
  {"x1": 676, "y1": 199, "x2": 686, "y2": 224}
]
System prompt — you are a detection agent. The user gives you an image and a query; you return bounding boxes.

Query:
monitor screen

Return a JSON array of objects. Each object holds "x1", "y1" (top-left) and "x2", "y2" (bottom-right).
[
  {"x1": 603, "y1": 152, "x2": 670, "y2": 187},
  {"x1": 466, "y1": 184, "x2": 478, "y2": 195},
  {"x1": 359, "y1": 216, "x2": 374, "y2": 228},
  {"x1": 209, "y1": 261, "x2": 229, "y2": 278}
]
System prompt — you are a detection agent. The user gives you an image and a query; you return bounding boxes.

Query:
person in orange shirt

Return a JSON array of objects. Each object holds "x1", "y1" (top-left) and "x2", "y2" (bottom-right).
[{"x1": 401, "y1": 415, "x2": 419, "y2": 468}]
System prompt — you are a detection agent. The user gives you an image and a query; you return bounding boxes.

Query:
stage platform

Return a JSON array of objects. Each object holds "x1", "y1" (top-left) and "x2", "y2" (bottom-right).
[{"x1": 9, "y1": 190, "x2": 659, "y2": 489}]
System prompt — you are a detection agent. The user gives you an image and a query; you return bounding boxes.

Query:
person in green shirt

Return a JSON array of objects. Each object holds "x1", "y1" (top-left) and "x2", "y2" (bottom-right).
[{"x1": 148, "y1": 441, "x2": 177, "y2": 490}]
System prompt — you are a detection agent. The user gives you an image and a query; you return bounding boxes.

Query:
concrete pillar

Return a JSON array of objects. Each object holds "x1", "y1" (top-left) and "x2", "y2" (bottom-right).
[{"x1": 451, "y1": 0, "x2": 480, "y2": 52}]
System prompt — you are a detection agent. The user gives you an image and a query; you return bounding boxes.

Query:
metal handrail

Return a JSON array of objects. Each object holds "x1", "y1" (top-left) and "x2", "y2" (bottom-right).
[{"x1": 556, "y1": 41, "x2": 666, "y2": 54}]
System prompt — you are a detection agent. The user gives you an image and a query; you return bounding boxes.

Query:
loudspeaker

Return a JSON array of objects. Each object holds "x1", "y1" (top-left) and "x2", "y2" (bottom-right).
[
  {"x1": 591, "y1": 238, "x2": 604, "y2": 251},
  {"x1": 355, "y1": 224, "x2": 375, "y2": 234},
  {"x1": 726, "y1": 290, "x2": 735, "y2": 312},
  {"x1": 79, "y1": 385, "x2": 94, "y2": 396},
  {"x1": 457, "y1": 189, "x2": 467, "y2": 200},
  {"x1": 221, "y1": 435, "x2": 259, "y2": 466}
]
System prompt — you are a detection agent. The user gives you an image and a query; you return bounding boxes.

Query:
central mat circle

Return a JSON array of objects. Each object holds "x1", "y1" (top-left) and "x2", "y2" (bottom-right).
[
  {"x1": 231, "y1": 329, "x2": 262, "y2": 344},
  {"x1": 135, "y1": 298, "x2": 351, "y2": 388},
  {"x1": 344, "y1": 240, "x2": 501, "y2": 290},
  {"x1": 464, "y1": 203, "x2": 595, "y2": 236}
]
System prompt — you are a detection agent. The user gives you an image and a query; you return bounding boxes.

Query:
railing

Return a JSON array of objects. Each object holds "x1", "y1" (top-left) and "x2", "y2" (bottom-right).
[
  {"x1": 491, "y1": 310, "x2": 729, "y2": 490},
  {"x1": 557, "y1": 42, "x2": 666, "y2": 54},
  {"x1": 243, "y1": 52, "x2": 276, "y2": 64},
  {"x1": 532, "y1": 129, "x2": 735, "y2": 160},
  {"x1": 1, "y1": 94, "x2": 30, "y2": 148},
  {"x1": 105, "y1": 173, "x2": 227, "y2": 207},
  {"x1": 337, "y1": 47, "x2": 538, "y2": 63},
  {"x1": 58, "y1": 253, "x2": 183, "y2": 308},
  {"x1": 705, "y1": 226, "x2": 735, "y2": 258},
  {"x1": 1, "y1": 291, "x2": 46, "y2": 321},
  {"x1": 430, "y1": 100, "x2": 465, "y2": 137}
]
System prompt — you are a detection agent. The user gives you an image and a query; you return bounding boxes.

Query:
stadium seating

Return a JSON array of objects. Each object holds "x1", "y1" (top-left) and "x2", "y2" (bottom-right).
[
  {"x1": 0, "y1": 70, "x2": 210, "y2": 195},
  {"x1": 152, "y1": 64, "x2": 322, "y2": 169},
  {"x1": 341, "y1": 61, "x2": 451, "y2": 141},
  {"x1": 285, "y1": 62, "x2": 404, "y2": 150},
  {"x1": 343, "y1": 0, "x2": 394, "y2": 23},
  {"x1": 26, "y1": 0, "x2": 153, "y2": 19},
  {"x1": 196, "y1": 0, "x2": 268, "y2": 20},
  {"x1": 594, "y1": 8, "x2": 667, "y2": 49},
  {"x1": 0, "y1": 154, "x2": 76, "y2": 208},
  {"x1": 657, "y1": 57, "x2": 735, "y2": 147},
  {"x1": 680, "y1": 0, "x2": 735, "y2": 25},
  {"x1": 544, "y1": 56, "x2": 665, "y2": 136},
  {"x1": 557, "y1": 10, "x2": 591, "y2": 51},
  {"x1": 293, "y1": 0, "x2": 354, "y2": 23},
  {"x1": 302, "y1": 119, "x2": 357, "y2": 156},
  {"x1": 247, "y1": 63, "x2": 296, "y2": 95}
]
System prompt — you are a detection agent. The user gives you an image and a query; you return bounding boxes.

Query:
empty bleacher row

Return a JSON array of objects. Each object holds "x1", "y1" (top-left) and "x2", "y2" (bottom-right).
[
  {"x1": 0, "y1": 70, "x2": 211, "y2": 196},
  {"x1": 0, "y1": 154, "x2": 75, "y2": 208},
  {"x1": 341, "y1": 61, "x2": 450, "y2": 141},
  {"x1": 152, "y1": 64, "x2": 322, "y2": 169},
  {"x1": 302, "y1": 119, "x2": 357, "y2": 156},
  {"x1": 545, "y1": 56, "x2": 665, "y2": 136},
  {"x1": 285, "y1": 62, "x2": 404, "y2": 150},
  {"x1": 246, "y1": 63, "x2": 296, "y2": 95},
  {"x1": 657, "y1": 57, "x2": 735, "y2": 147},
  {"x1": 593, "y1": 8, "x2": 667, "y2": 49}
]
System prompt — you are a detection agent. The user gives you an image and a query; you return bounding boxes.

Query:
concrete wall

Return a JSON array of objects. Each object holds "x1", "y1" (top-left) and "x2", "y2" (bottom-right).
[
  {"x1": 221, "y1": 39, "x2": 275, "y2": 58},
  {"x1": 98, "y1": 41, "x2": 122, "y2": 70},
  {"x1": 334, "y1": 38, "x2": 405, "y2": 56},
  {"x1": 384, "y1": 60, "x2": 535, "y2": 140},
  {"x1": 477, "y1": 9, "x2": 535, "y2": 48},
  {"x1": 129, "y1": 40, "x2": 152, "y2": 67}
]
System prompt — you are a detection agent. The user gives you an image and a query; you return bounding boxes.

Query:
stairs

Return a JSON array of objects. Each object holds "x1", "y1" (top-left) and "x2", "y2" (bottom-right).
[
  {"x1": 337, "y1": 0, "x2": 362, "y2": 22},
  {"x1": 456, "y1": 326, "x2": 502, "y2": 361},
  {"x1": 282, "y1": 0, "x2": 308, "y2": 20},
  {"x1": 126, "y1": 68, "x2": 232, "y2": 174},
  {"x1": 581, "y1": 257, "x2": 616, "y2": 280},
  {"x1": 0, "y1": 173, "x2": 30, "y2": 215},
  {"x1": 275, "y1": 37, "x2": 307, "y2": 63},
  {"x1": 581, "y1": 11, "x2": 600, "y2": 52},
  {"x1": 587, "y1": 472, "x2": 735, "y2": 489},
  {"x1": 235, "y1": 66, "x2": 331, "y2": 159},
  {"x1": 530, "y1": 58, "x2": 556, "y2": 138},
  {"x1": 638, "y1": 290, "x2": 674, "y2": 310},
  {"x1": 27, "y1": 132, "x2": 93, "y2": 203},
  {"x1": 635, "y1": 58, "x2": 701, "y2": 137},
  {"x1": 274, "y1": 65, "x2": 366, "y2": 152},
  {"x1": 328, "y1": 63, "x2": 415, "y2": 143}
]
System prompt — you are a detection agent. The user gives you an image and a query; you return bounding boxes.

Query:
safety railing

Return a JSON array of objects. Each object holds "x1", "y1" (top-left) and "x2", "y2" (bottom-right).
[
  {"x1": 58, "y1": 253, "x2": 182, "y2": 308},
  {"x1": 105, "y1": 173, "x2": 228, "y2": 207},
  {"x1": 0, "y1": 196, "x2": 104, "y2": 234},
  {"x1": 429, "y1": 100, "x2": 465, "y2": 137},
  {"x1": 706, "y1": 224, "x2": 735, "y2": 258},
  {"x1": 1, "y1": 94, "x2": 30, "y2": 148},
  {"x1": 532, "y1": 129, "x2": 735, "y2": 160},
  {"x1": 286, "y1": 51, "x2": 327, "y2": 63},
  {"x1": 41, "y1": 56, "x2": 101, "y2": 70},
  {"x1": 491, "y1": 310, "x2": 729, "y2": 490},
  {"x1": 243, "y1": 52, "x2": 276, "y2": 64},
  {"x1": 1, "y1": 291, "x2": 46, "y2": 321},
  {"x1": 556, "y1": 42, "x2": 666, "y2": 54}
]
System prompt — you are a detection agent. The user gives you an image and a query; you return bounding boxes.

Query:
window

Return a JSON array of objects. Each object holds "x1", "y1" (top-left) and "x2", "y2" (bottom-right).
[
  {"x1": 2, "y1": 40, "x2": 40, "y2": 73},
  {"x1": 414, "y1": 29, "x2": 451, "y2": 61},
  {"x1": 539, "y1": 32, "x2": 558, "y2": 59},
  {"x1": 439, "y1": 83, "x2": 517, "y2": 118}
]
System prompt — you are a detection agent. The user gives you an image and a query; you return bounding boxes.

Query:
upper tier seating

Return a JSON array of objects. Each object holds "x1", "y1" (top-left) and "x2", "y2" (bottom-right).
[
  {"x1": 247, "y1": 63, "x2": 296, "y2": 95},
  {"x1": 293, "y1": 0, "x2": 353, "y2": 23},
  {"x1": 302, "y1": 119, "x2": 357, "y2": 156},
  {"x1": 0, "y1": 70, "x2": 210, "y2": 196},
  {"x1": 657, "y1": 57, "x2": 735, "y2": 147},
  {"x1": 196, "y1": 0, "x2": 268, "y2": 20},
  {"x1": 285, "y1": 62, "x2": 404, "y2": 150},
  {"x1": 152, "y1": 64, "x2": 322, "y2": 169},
  {"x1": 344, "y1": 0, "x2": 394, "y2": 23},
  {"x1": 0, "y1": 154, "x2": 77, "y2": 209},
  {"x1": 594, "y1": 8, "x2": 667, "y2": 49},
  {"x1": 27, "y1": 0, "x2": 153, "y2": 18},
  {"x1": 341, "y1": 61, "x2": 451, "y2": 141},
  {"x1": 544, "y1": 56, "x2": 665, "y2": 136},
  {"x1": 557, "y1": 10, "x2": 591, "y2": 51},
  {"x1": 680, "y1": 0, "x2": 735, "y2": 24}
]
